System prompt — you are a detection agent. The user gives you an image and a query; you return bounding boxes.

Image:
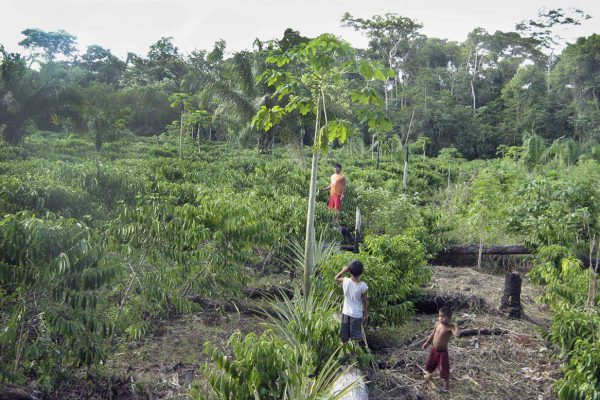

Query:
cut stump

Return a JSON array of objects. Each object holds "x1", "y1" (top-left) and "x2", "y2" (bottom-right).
[{"x1": 499, "y1": 271, "x2": 522, "y2": 319}]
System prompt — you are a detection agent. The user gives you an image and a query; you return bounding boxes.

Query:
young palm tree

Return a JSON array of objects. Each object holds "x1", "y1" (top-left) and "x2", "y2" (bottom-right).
[
  {"x1": 1, "y1": 51, "x2": 81, "y2": 144},
  {"x1": 202, "y1": 51, "x2": 278, "y2": 151}
]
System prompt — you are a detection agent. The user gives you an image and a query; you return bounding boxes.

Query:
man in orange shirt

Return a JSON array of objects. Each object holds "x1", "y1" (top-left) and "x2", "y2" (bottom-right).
[{"x1": 324, "y1": 163, "x2": 346, "y2": 223}]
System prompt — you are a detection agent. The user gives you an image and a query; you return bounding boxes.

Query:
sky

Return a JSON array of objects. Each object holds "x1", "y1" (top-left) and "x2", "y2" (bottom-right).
[{"x1": 1, "y1": 0, "x2": 598, "y2": 59}]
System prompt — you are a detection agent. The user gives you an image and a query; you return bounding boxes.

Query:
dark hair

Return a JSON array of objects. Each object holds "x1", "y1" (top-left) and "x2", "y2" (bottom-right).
[
  {"x1": 348, "y1": 259, "x2": 364, "y2": 277},
  {"x1": 439, "y1": 306, "x2": 453, "y2": 319},
  {"x1": 334, "y1": 163, "x2": 342, "y2": 170}
]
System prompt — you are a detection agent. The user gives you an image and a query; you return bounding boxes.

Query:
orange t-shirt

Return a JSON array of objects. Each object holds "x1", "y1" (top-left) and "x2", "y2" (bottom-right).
[{"x1": 330, "y1": 173, "x2": 346, "y2": 196}]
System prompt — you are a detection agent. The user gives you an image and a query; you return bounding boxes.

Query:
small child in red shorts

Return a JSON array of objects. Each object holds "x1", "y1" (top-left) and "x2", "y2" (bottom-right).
[{"x1": 422, "y1": 306, "x2": 460, "y2": 391}]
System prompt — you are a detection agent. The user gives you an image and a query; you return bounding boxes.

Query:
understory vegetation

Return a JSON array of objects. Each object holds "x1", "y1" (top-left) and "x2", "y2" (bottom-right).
[
  {"x1": 1, "y1": 8, "x2": 599, "y2": 399},
  {"x1": 0, "y1": 131, "x2": 598, "y2": 398}
]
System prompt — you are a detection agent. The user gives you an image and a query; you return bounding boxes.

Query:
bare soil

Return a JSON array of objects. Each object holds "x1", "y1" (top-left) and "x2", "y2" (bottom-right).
[
  {"x1": 42, "y1": 266, "x2": 558, "y2": 399},
  {"x1": 367, "y1": 266, "x2": 558, "y2": 400}
]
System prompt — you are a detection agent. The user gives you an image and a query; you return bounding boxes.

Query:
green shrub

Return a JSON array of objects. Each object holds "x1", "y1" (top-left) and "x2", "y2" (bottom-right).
[
  {"x1": 196, "y1": 287, "x2": 360, "y2": 400},
  {"x1": 530, "y1": 246, "x2": 600, "y2": 399},
  {"x1": 0, "y1": 212, "x2": 117, "y2": 387},
  {"x1": 320, "y1": 233, "x2": 429, "y2": 325},
  {"x1": 556, "y1": 338, "x2": 600, "y2": 400},
  {"x1": 199, "y1": 331, "x2": 295, "y2": 399}
]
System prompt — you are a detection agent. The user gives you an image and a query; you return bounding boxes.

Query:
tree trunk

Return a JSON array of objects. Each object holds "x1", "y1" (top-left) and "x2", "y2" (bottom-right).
[
  {"x1": 587, "y1": 240, "x2": 599, "y2": 314},
  {"x1": 179, "y1": 110, "x2": 184, "y2": 158},
  {"x1": 470, "y1": 79, "x2": 477, "y2": 113},
  {"x1": 476, "y1": 212, "x2": 487, "y2": 269},
  {"x1": 402, "y1": 111, "x2": 415, "y2": 192},
  {"x1": 384, "y1": 78, "x2": 389, "y2": 112},
  {"x1": 303, "y1": 94, "x2": 322, "y2": 298},
  {"x1": 470, "y1": 50, "x2": 478, "y2": 114},
  {"x1": 371, "y1": 137, "x2": 375, "y2": 160},
  {"x1": 303, "y1": 152, "x2": 318, "y2": 298},
  {"x1": 499, "y1": 271, "x2": 522, "y2": 319},
  {"x1": 477, "y1": 235, "x2": 484, "y2": 269},
  {"x1": 354, "y1": 208, "x2": 362, "y2": 253},
  {"x1": 402, "y1": 151, "x2": 409, "y2": 191},
  {"x1": 587, "y1": 266, "x2": 597, "y2": 314}
]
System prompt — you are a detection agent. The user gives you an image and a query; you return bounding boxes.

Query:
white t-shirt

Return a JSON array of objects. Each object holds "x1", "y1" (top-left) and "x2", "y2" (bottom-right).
[{"x1": 342, "y1": 277, "x2": 368, "y2": 318}]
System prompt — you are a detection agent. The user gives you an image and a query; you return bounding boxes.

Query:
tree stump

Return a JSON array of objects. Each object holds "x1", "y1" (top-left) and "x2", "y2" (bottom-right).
[{"x1": 499, "y1": 271, "x2": 522, "y2": 319}]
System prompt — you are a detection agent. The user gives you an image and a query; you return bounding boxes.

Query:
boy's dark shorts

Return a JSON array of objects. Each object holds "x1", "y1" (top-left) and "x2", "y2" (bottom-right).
[
  {"x1": 340, "y1": 313, "x2": 363, "y2": 341},
  {"x1": 425, "y1": 347, "x2": 450, "y2": 379}
]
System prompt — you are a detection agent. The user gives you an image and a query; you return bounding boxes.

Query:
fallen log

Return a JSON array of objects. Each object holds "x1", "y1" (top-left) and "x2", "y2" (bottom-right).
[
  {"x1": 458, "y1": 328, "x2": 509, "y2": 337},
  {"x1": 430, "y1": 244, "x2": 531, "y2": 267},
  {"x1": 242, "y1": 286, "x2": 293, "y2": 300},
  {"x1": 411, "y1": 293, "x2": 487, "y2": 314},
  {"x1": 186, "y1": 295, "x2": 274, "y2": 317},
  {"x1": 441, "y1": 245, "x2": 530, "y2": 255},
  {"x1": 431, "y1": 244, "x2": 600, "y2": 270},
  {"x1": 0, "y1": 385, "x2": 32, "y2": 400}
]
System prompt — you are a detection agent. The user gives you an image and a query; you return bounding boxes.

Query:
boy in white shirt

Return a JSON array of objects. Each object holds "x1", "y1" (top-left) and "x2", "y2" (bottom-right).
[{"x1": 335, "y1": 259, "x2": 369, "y2": 347}]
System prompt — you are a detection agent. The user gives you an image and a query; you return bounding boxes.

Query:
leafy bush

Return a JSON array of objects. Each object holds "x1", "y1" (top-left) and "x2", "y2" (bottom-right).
[
  {"x1": 320, "y1": 233, "x2": 429, "y2": 325},
  {"x1": 0, "y1": 212, "x2": 117, "y2": 387},
  {"x1": 529, "y1": 246, "x2": 600, "y2": 399},
  {"x1": 263, "y1": 287, "x2": 341, "y2": 373},
  {"x1": 357, "y1": 189, "x2": 422, "y2": 235},
  {"x1": 556, "y1": 338, "x2": 600, "y2": 400},
  {"x1": 200, "y1": 331, "x2": 295, "y2": 399},
  {"x1": 0, "y1": 175, "x2": 91, "y2": 216},
  {"x1": 196, "y1": 287, "x2": 359, "y2": 400}
]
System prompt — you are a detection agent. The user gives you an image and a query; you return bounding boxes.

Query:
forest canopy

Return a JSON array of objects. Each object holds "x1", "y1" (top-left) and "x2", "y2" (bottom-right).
[{"x1": 1, "y1": 9, "x2": 598, "y2": 157}]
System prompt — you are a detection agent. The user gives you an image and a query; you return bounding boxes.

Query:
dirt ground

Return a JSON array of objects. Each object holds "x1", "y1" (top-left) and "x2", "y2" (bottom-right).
[
  {"x1": 42, "y1": 301, "x2": 265, "y2": 400},
  {"x1": 367, "y1": 266, "x2": 559, "y2": 400},
  {"x1": 42, "y1": 266, "x2": 558, "y2": 399}
]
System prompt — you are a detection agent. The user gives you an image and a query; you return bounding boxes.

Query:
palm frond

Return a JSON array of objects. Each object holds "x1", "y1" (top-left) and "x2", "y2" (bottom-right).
[
  {"x1": 231, "y1": 51, "x2": 257, "y2": 98},
  {"x1": 205, "y1": 81, "x2": 256, "y2": 121},
  {"x1": 283, "y1": 347, "x2": 364, "y2": 400},
  {"x1": 285, "y1": 229, "x2": 341, "y2": 275}
]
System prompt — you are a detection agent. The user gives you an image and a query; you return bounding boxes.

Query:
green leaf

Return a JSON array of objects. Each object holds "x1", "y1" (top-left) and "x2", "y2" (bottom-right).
[
  {"x1": 314, "y1": 120, "x2": 353, "y2": 152},
  {"x1": 251, "y1": 106, "x2": 286, "y2": 132}
]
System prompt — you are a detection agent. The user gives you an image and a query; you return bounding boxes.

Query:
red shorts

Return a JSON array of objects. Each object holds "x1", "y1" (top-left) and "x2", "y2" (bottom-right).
[
  {"x1": 328, "y1": 195, "x2": 342, "y2": 210},
  {"x1": 425, "y1": 347, "x2": 450, "y2": 379}
]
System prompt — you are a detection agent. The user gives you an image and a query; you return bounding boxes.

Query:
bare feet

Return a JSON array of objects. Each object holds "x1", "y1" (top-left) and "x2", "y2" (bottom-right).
[{"x1": 424, "y1": 372, "x2": 435, "y2": 389}]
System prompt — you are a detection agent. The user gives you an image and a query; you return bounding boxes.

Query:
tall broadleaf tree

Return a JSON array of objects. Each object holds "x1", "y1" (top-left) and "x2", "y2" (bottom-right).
[
  {"x1": 341, "y1": 13, "x2": 423, "y2": 111},
  {"x1": 253, "y1": 34, "x2": 392, "y2": 297},
  {"x1": 18, "y1": 28, "x2": 77, "y2": 64}
]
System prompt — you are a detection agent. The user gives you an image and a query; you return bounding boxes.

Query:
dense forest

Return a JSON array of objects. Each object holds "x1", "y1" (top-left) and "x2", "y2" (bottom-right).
[{"x1": 1, "y1": 8, "x2": 599, "y2": 400}]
